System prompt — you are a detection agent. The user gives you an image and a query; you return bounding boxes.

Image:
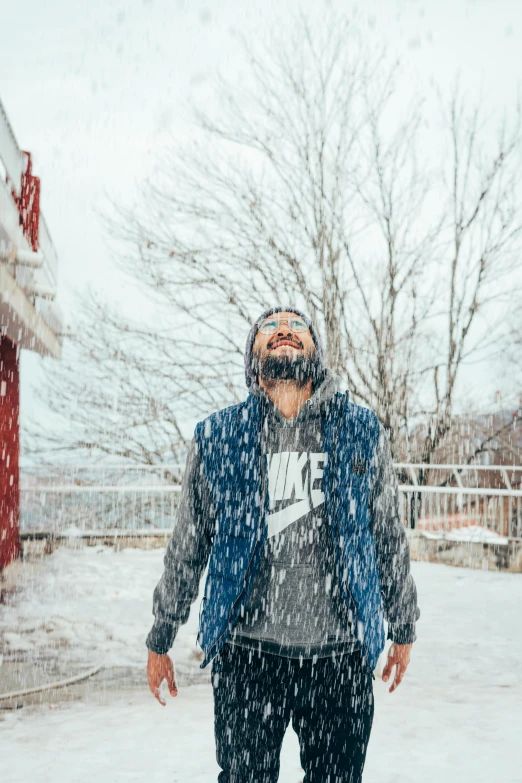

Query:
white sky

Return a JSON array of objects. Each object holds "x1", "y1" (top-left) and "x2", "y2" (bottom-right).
[{"x1": 1, "y1": 0, "x2": 521, "y2": 424}]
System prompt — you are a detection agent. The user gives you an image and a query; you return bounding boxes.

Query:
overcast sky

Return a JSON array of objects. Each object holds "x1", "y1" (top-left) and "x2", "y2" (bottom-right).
[{"x1": 1, "y1": 0, "x2": 521, "y2": 426}]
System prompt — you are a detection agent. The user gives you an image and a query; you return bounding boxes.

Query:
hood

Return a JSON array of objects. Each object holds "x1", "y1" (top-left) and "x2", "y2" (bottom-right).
[
  {"x1": 244, "y1": 305, "x2": 326, "y2": 392},
  {"x1": 244, "y1": 305, "x2": 339, "y2": 422}
]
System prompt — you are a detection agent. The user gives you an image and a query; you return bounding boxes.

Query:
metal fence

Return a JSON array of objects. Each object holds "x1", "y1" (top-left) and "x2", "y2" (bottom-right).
[
  {"x1": 397, "y1": 464, "x2": 522, "y2": 541},
  {"x1": 20, "y1": 463, "x2": 522, "y2": 541},
  {"x1": 20, "y1": 464, "x2": 184, "y2": 533}
]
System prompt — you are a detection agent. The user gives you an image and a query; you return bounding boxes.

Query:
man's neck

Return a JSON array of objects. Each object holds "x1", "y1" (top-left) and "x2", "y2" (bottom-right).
[{"x1": 258, "y1": 377, "x2": 313, "y2": 420}]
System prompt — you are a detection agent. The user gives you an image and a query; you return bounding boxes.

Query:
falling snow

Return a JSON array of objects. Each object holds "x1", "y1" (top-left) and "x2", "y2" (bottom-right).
[{"x1": 1, "y1": 547, "x2": 521, "y2": 782}]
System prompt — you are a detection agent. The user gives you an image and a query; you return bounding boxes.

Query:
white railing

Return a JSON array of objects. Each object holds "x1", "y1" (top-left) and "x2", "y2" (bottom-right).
[
  {"x1": 20, "y1": 464, "x2": 185, "y2": 533},
  {"x1": 397, "y1": 464, "x2": 522, "y2": 541},
  {"x1": 20, "y1": 463, "x2": 522, "y2": 541},
  {"x1": 396, "y1": 462, "x2": 521, "y2": 489}
]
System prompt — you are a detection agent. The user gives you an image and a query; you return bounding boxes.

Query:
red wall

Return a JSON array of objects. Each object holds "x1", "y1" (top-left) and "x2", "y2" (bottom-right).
[{"x1": 0, "y1": 336, "x2": 20, "y2": 569}]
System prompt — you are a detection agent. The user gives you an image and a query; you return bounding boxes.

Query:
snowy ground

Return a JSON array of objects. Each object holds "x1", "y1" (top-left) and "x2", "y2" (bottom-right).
[
  {"x1": 1, "y1": 546, "x2": 522, "y2": 782},
  {"x1": 0, "y1": 546, "x2": 206, "y2": 678}
]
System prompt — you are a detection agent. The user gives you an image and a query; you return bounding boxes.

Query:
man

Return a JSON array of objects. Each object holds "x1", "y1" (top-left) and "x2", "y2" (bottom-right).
[{"x1": 147, "y1": 307, "x2": 420, "y2": 783}]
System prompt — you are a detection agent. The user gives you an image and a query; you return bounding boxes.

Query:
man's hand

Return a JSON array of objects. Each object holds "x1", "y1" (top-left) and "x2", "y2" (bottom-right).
[
  {"x1": 382, "y1": 643, "x2": 412, "y2": 693},
  {"x1": 147, "y1": 650, "x2": 178, "y2": 706}
]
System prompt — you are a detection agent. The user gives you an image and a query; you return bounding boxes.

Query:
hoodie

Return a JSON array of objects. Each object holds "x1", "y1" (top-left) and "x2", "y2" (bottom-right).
[
  {"x1": 227, "y1": 368, "x2": 361, "y2": 658},
  {"x1": 146, "y1": 311, "x2": 419, "y2": 658}
]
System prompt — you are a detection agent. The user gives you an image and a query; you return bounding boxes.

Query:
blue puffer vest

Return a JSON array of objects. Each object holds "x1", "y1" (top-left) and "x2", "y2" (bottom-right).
[{"x1": 194, "y1": 391, "x2": 385, "y2": 670}]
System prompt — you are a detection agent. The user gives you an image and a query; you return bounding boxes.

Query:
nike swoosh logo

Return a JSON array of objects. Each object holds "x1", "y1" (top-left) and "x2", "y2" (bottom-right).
[{"x1": 266, "y1": 491, "x2": 324, "y2": 538}]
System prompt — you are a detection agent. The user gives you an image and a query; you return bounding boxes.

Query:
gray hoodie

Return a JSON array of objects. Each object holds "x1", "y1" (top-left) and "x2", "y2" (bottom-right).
[{"x1": 146, "y1": 367, "x2": 420, "y2": 659}]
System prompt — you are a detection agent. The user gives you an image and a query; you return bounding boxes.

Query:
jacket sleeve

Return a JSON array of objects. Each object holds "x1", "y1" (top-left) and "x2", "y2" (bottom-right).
[
  {"x1": 370, "y1": 423, "x2": 420, "y2": 645},
  {"x1": 146, "y1": 438, "x2": 215, "y2": 654}
]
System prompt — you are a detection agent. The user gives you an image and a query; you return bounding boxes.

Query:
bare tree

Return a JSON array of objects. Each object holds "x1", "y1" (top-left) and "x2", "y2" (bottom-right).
[
  {"x1": 504, "y1": 306, "x2": 522, "y2": 403},
  {"x1": 25, "y1": 14, "x2": 522, "y2": 469},
  {"x1": 418, "y1": 87, "x2": 522, "y2": 465}
]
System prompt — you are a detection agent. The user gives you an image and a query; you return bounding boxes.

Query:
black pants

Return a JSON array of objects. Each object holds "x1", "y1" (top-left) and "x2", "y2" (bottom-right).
[{"x1": 211, "y1": 643, "x2": 374, "y2": 783}]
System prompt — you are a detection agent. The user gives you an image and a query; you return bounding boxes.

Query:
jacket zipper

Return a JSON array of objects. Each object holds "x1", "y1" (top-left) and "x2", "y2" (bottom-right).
[
  {"x1": 334, "y1": 516, "x2": 363, "y2": 653},
  {"x1": 329, "y1": 396, "x2": 368, "y2": 667}
]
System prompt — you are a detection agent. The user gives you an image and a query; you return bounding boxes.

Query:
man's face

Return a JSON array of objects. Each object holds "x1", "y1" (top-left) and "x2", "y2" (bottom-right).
[{"x1": 252, "y1": 311, "x2": 318, "y2": 386}]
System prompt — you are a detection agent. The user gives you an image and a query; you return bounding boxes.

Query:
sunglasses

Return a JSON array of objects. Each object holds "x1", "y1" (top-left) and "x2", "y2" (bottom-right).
[{"x1": 258, "y1": 315, "x2": 309, "y2": 335}]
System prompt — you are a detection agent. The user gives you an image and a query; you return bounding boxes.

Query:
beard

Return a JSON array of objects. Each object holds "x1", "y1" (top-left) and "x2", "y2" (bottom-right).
[{"x1": 252, "y1": 346, "x2": 320, "y2": 387}]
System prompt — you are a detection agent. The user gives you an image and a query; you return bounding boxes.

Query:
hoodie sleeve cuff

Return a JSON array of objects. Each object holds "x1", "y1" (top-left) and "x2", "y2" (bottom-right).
[
  {"x1": 387, "y1": 623, "x2": 416, "y2": 645},
  {"x1": 146, "y1": 621, "x2": 179, "y2": 655}
]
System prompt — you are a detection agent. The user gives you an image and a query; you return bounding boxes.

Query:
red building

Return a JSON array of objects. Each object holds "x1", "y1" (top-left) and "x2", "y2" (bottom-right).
[{"x1": 0, "y1": 99, "x2": 62, "y2": 569}]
